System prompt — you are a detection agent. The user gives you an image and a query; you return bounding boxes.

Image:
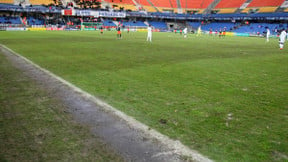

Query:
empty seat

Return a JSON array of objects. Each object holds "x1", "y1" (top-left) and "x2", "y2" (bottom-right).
[
  {"x1": 142, "y1": 5, "x2": 157, "y2": 12},
  {"x1": 216, "y1": 8, "x2": 237, "y2": 13},
  {"x1": 215, "y1": 0, "x2": 246, "y2": 8},
  {"x1": 0, "y1": 0, "x2": 14, "y2": 4},
  {"x1": 29, "y1": 0, "x2": 54, "y2": 5},
  {"x1": 188, "y1": 21, "x2": 201, "y2": 28},
  {"x1": 201, "y1": 22, "x2": 237, "y2": 31},
  {"x1": 158, "y1": 7, "x2": 177, "y2": 12},
  {"x1": 103, "y1": 20, "x2": 116, "y2": 27},
  {"x1": 257, "y1": 7, "x2": 278, "y2": 13},
  {"x1": 149, "y1": 0, "x2": 174, "y2": 8},
  {"x1": 116, "y1": 4, "x2": 137, "y2": 10},
  {"x1": 134, "y1": 0, "x2": 151, "y2": 6},
  {"x1": 27, "y1": 17, "x2": 45, "y2": 25},
  {"x1": 0, "y1": 16, "x2": 22, "y2": 24},
  {"x1": 148, "y1": 21, "x2": 167, "y2": 29},
  {"x1": 248, "y1": 0, "x2": 285, "y2": 7},
  {"x1": 180, "y1": 0, "x2": 214, "y2": 9},
  {"x1": 123, "y1": 21, "x2": 146, "y2": 27}
]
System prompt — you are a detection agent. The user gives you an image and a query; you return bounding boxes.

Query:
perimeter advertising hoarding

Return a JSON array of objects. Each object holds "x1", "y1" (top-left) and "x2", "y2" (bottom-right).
[{"x1": 71, "y1": 10, "x2": 126, "y2": 18}]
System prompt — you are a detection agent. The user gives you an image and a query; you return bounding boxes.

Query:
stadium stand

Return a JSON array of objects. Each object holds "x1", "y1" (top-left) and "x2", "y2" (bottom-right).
[
  {"x1": 148, "y1": 0, "x2": 176, "y2": 8},
  {"x1": 215, "y1": 8, "x2": 237, "y2": 14},
  {"x1": 257, "y1": 7, "x2": 278, "y2": 13},
  {"x1": 134, "y1": 0, "x2": 151, "y2": 6},
  {"x1": 214, "y1": 0, "x2": 246, "y2": 13},
  {"x1": 187, "y1": 21, "x2": 201, "y2": 28},
  {"x1": 248, "y1": 0, "x2": 285, "y2": 7},
  {"x1": 102, "y1": 20, "x2": 117, "y2": 27},
  {"x1": 233, "y1": 23, "x2": 286, "y2": 34},
  {"x1": 106, "y1": 0, "x2": 135, "y2": 4},
  {"x1": 27, "y1": 17, "x2": 45, "y2": 25},
  {"x1": 201, "y1": 22, "x2": 237, "y2": 31},
  {"x1": 0, "y1": 0, "x2": 14, "y2": 4},
  {"x1": 215, "y1": 0, "x2": 246, "y2": 8},
  {"x1": 0, "y1": 16, "x2": 22, "y2": 24},
  {"x1": 0, "y1": 0, "x2": 287, "y2": 35},
  {"x1": 242, "y1": 0, "x2": 285, "y2": 13},
  {"x1": 29, "y1": 0, "x2": 54, "y2": 5},
  {"x1": 116, "y1": 4, "x2": 138, "y2": 11},
  {"x1": 158, "y1": 7, "x2": 177, "y2": 13},
  {"x1": 180, "y1": 0, "x2": 214, "y2": 9},
  {"x1": 132, "y1": 0, "x2": 161, "y2": 12},
  {"x1": 142, "y1": 6, "x2": 157, "y2": 12},
  {"x1": 122, "y1": 20, "x2": 146, "y2": 27},
  {"x1": 103, "y1": 0, "x2": 139, "y2": 11},
  {"x1": 148, "y1": 21, "x2": 167, "y2": 29}
]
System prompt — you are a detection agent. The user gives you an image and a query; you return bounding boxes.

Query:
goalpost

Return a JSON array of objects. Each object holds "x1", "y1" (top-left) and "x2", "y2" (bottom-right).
[{"x1": 80, "y1": 22, "x2": 103, "y2": 31}]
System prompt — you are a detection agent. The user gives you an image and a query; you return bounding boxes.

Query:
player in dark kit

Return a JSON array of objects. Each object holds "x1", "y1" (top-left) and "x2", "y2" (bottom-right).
[
  {"x1": 100, "y1": 26, "x2": 103, "y2": 34},
  {"x1": 117, "y1": 25, "x2": 122, "y2": 39}
]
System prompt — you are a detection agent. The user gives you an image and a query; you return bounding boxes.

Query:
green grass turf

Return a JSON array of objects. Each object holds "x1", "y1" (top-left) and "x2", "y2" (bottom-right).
[
  {"x1": 0, "y1": 52, "x2": 123, "y2": 161},
  {"x1": 1, "y1": 31, "x2": 288, "y2": 161}
]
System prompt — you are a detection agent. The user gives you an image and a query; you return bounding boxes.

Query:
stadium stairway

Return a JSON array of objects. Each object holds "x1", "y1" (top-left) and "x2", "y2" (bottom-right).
[
  {"x1": 176, "y1": 0, "x2": 181, "y2": 13},
  {"x1": 145, "y1": 0, "x2": 159, "y2": 12},
  {"x1": 144, "y1": 21, "x2": 149, "y2": 26},
  {"x1": 235, "y1": 0, "x2": 253, "y2": 13},
  {"x1": 275, "y1": 0, "x2": 288, "y2": 12},
  {"x1": 113, "y1": 21, "x2": 119, "y2": 26},
  {"x1": 203, "y1": 0, "x2": 221, "y2": 14}
]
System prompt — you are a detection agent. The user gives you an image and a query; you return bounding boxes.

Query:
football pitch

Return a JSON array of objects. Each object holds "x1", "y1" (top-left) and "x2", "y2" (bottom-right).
[{"x1": 1, "y1": 31, "x2": 287, "y2": 161}]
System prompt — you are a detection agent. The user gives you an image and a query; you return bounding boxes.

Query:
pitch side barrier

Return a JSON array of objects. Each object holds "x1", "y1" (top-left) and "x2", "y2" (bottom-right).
[
  {"x1": 1, "y1": 27, "x2": 274, "y2": 37},
  {"x1": 202, "y1": 31, "x2": 280, "y2": 38}
]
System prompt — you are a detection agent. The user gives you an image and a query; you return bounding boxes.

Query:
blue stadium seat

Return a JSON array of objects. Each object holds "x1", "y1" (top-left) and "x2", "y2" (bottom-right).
[
  {"x1": 0, "y1": 16, "x2": 22, "y2": 24},
  {"x1": 103, "y1": 20, "x2": 116, "y2": 27},
  {"x1": 148, "y1": 21, "x2": 167, "y2": 29},
  {"x1": 122, "y1": 21, "x2": 146, "y2": 27}
]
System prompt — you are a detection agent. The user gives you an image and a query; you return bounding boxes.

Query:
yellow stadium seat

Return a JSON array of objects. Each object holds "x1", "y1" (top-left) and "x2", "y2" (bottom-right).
[
  {"x1": 143, "y1": 5, "x2": 157, "y2": 12},
  {"x1": 0, "y1": 0, "x2": 14, "y2": 4},
  {"x1": 217, "y1": 8, "x2": 237, "y2": 13},
  {"x1": 158, "y1": 7, "x2": 177, "y2": 13},
  {"x1": 118, "y1": 4, "x2": 137, "y2": 11},
  {"x1": 285, "y1": 8, "x2": 288, "y2": 12},
  {"x1": 257, "y1": 7, "x2": 277, "y2": 13},
  {"x1": 29, "y1": 0, "x2": 54, "y2": 5},
  {"x1": 197, "y1": 9, "x2": 204, "y2": 13},
  {"x1": 241, "y1": 8, "x2": 250, "y2": 13}
]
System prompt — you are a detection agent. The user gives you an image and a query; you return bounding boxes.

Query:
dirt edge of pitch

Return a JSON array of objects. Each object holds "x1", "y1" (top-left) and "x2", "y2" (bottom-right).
[{"x1": 1, "y1": 44, "x2": 213, "y2": 162}]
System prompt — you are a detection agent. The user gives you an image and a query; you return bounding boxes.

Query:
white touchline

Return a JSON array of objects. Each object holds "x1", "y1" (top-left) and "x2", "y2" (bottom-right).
[{"x1": 1, "y1": 44, "x2": 213, "y2": 162}]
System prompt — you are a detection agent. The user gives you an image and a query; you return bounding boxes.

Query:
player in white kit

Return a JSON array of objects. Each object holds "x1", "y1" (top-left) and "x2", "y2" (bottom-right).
[
  {"x1": 183, "y1": 27, "x2": 188, "y2": 38},
  {"x1": 279, "y1": 29, "x2": 287, "y2": 50},
  {"x1": 147, "y1": 25, "x2": 152, "y2": 42},
  {"x1": 266, "y1": 28, "x2": 270, "y2": 42}
]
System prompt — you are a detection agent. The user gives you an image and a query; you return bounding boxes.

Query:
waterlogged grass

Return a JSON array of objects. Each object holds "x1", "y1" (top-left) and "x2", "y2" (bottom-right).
[
  {"x1": 1, "y1": 31, "x2": 288, "y2": 161},
  {"x1": 0, "y1": 53, "x2": 123, "y2": 161}
]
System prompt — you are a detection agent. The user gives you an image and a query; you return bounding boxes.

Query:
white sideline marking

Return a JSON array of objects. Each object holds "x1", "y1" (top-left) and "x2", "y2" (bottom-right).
[{"x1": 1, "y1": 44, "x2": 213, "y2": 162}]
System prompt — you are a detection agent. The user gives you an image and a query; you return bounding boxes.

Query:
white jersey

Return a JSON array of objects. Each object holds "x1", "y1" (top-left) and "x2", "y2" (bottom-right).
[
  {"x1": 147, "y1": 26, "x2": 152, "y2": 35},
  {"x1": 279, "y1": 30, "x2": 287, "y2": 42},
  {"x1": 183, "y1": 28, "x2": 187, "y2": 34},
  {"x1": 267, "y1": 29, "x2": 270, "y2": 36},
  {"x1": 147, "y1": 26, "x2": 152, "y2": 42}
]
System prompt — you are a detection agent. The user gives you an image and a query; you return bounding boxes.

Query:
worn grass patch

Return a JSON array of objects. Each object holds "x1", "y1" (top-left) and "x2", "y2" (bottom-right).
[
  {"x1": 1, "y1": 31, "x2": 288, "y2": 161},
  {"x1": 0, "y1": 53, "x2": 123, "y2": 162}
]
